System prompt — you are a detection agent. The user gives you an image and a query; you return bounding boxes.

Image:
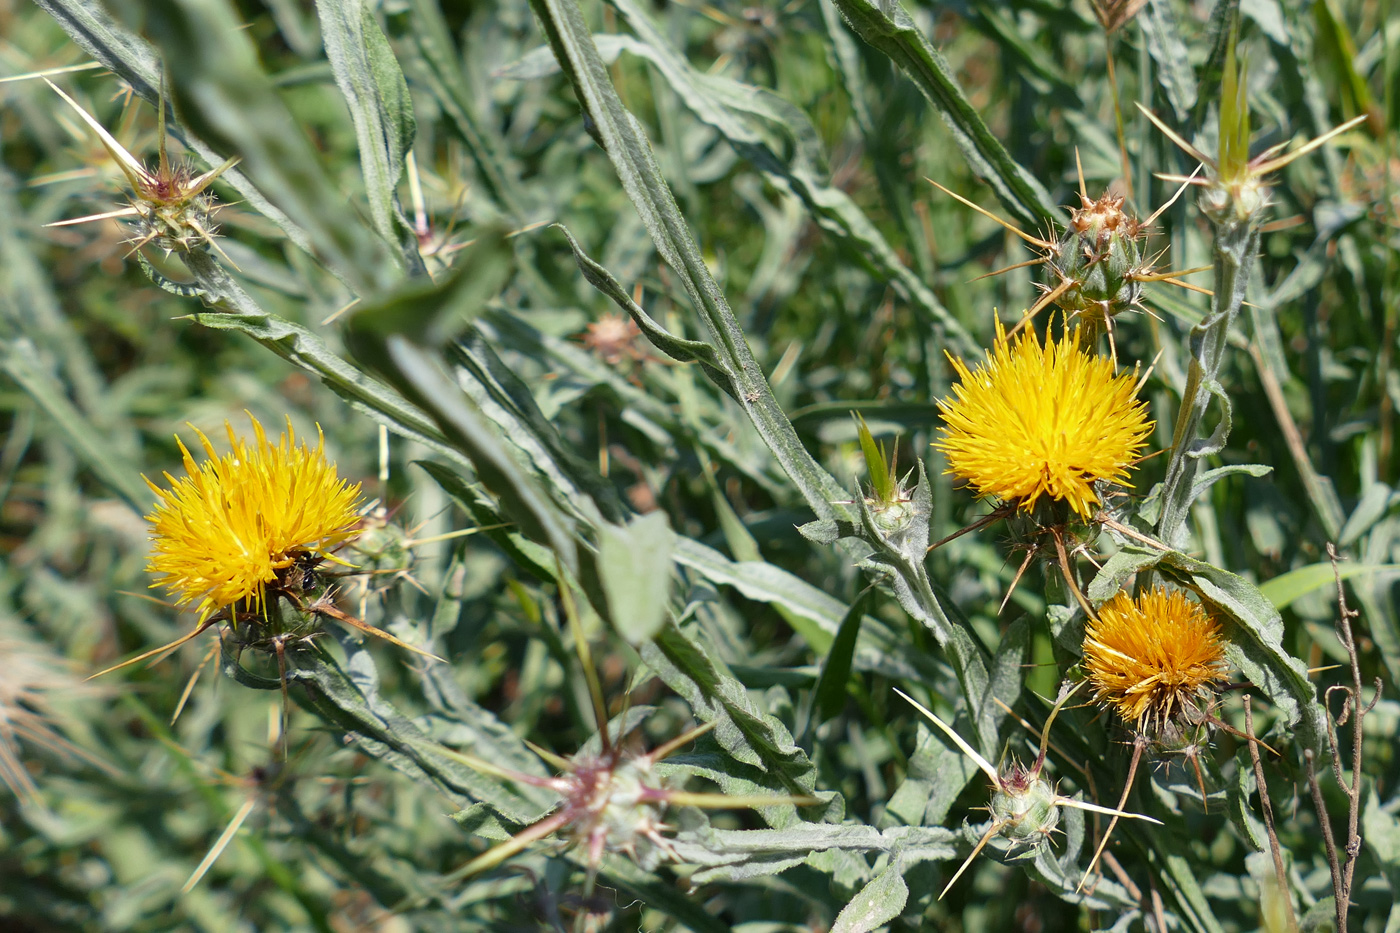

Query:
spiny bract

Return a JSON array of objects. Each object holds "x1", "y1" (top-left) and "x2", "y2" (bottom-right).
[
  {"x1": 145, "y1": 415, "x2": 363, "y2": 622},
  {"x1": 934, "y1": 320, "x2": 1153, "y2": 517}
]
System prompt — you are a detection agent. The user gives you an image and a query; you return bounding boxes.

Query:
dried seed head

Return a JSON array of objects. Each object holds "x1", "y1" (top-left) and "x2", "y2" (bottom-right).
[
  {"x1": 0, "y1": 625, "x2": 86, "y2": 803},
  {"x1": 1083, "y1": 586, "x2": 1227, "y2": 736},
  {"x1": 581, "y1": 314, "x2": 645, "y2": 366}
]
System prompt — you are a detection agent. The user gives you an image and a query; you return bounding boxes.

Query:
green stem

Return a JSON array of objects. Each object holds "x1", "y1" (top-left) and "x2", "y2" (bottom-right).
[{"x1": 1154, "y1": 214, "x2": 1260, "y2": 549}]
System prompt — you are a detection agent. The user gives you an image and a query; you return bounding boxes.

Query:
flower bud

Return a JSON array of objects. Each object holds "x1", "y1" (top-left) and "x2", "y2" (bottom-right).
[
  {"x1": 989, "y1": 763, "x2": 1060, "y2": 845},
  {"x1": 1046, "y1": 193, "x2": 1147, "y2": 326}
]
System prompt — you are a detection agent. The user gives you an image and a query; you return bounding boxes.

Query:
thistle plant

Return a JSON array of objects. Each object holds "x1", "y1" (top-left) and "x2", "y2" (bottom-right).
[{"x1": 4, "y1": 0, "x2": 1395, "y2": 930}]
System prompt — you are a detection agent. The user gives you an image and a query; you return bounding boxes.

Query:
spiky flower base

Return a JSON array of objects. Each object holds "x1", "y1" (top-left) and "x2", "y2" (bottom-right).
[
  {"x1": 556, "y1": 752, "x2": 674, "y2": 871},
  {"x1": 129, "y1": 183, "x2": 223, "y2": 255},
  {"x1": 1047, "y1": 192, "x2": 1148, "y2": 327}
]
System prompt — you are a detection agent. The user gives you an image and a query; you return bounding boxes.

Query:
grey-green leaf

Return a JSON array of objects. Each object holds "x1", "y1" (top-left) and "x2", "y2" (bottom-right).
[
  {"x1": 830, "y1": 857, "x2": 909, "y2": 933},
  {"x1": 315, "y1": 0, "x2": 419, "y2": 259},
  {"x1": 597, "y1": 511, "x2": 674, "y2": 644}
]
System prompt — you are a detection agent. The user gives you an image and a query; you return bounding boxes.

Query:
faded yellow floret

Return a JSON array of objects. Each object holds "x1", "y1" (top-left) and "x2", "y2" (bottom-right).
[
  {"x1": 1083, "y1": 587, "x2": 1226, "y2": 729},
  {"x1": 934, "y1": 320, "x2": 1153, "y2": 517},
  {"x1": 145, "y1": 415, "x2": 363, "y2": 622}
]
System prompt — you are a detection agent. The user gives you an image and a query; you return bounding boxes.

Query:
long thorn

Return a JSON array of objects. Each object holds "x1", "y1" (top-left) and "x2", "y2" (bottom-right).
[
  {"x1": 895, "y1": 688, "x2": 999, "y2": 783},
  {"x1": 87, "y1": 619, "x2": 218, "y2": 680},
  {"x1": 523, "y1": 739, "x2": 577, "y2": 773},
  {"x1": 941, "y1": 822, "x2": 1001, "y2": 899},
  {"x1": 1051, "y1": 526, "x2": 1097, "y2": 623},
  {"x1": 43, "y1": 77, "x2": 148, "y2": 188},
  {"x1": 1142, "y1": 165, "x2": 1204, "y2": 228},
  {"x1": 1007, "y1": 278, "x2": 1075, "y2": 340},
  {"x1": 1135, "y1": 103, "x2": 1210, "y2": 164},
  {"x1": 45, "y1": 206, "x2": 142, "y2": 227},
  {"x1": 646, "y1": 720, "x2": 718, "y2": 763},
  {"x1": 182, "y1": 796, "x2": 257, "y2": 892},
  {"x1": 928, "y1": 505, "x2": 1014, "y2": 552},
  {"x1": 1079, "y1": 737, "x2": 1145, "y2": 891},
  {"x1": 1038, "y1": 681, "x2": 1086, "y2": 771},
  {"x1": 1133, "y1": 264, "x2": 1212, "y2": 281},
  {"x1": 315, "y1": 602, "x2": 445, "y2": 662},
  {"x1": 1251, "y1": 114, "x2": 1369, "y2": 176},
  {"x1": 451, "y1": 809, "x2": 573, "y2": 880},
  {"x1": 927, "y1": 179, "x2": 1056, "y2": 249},
  {"x1": 171, "y1": 640, "x2": 220, "y2": 724},
  {"x1": 436, "y1": 745, "x2": 559, "y2": 787},
  {"x1": 1058, "y1": 797, "x2": 1162, "y2": 823},
  {"x1": 999, "y1": 546, "x2": 1038, "y2": 616},
  {"x1": 969, "y1": 256, "x2": 1048, "y2": 283},
  {"x1": 0, "y1": 62, "x2": 104, "y2": 84}
]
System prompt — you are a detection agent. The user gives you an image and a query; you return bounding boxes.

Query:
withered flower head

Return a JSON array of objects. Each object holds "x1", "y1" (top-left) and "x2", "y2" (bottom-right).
[{"x1": 1083, "y1": 586, "x2": 1227, "y2": 731}]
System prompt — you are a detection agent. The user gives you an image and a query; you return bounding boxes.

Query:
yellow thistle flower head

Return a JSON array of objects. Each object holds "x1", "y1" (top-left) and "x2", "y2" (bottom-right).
[
  {"x1": 145, "y1": 415, "x2": 364, "y2": 622},
  {"x1": 1083, "y1": 586, "x2": 1227, "y2": 731},
  {"x1": 934, "y1": 320, "x2": 1153, "y2": 517}
]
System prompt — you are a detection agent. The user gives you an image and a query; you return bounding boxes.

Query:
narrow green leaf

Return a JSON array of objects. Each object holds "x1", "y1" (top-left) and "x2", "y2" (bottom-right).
[
  {"x1": 526, "y1": 0, "x2": 854, "y2": 519},
  {"x1": 315, "y1": 0, "x2": 420, "y2": 262},
  {"x1": 815, "y1": 587, "x2": 875, "y2": 723},
  {"x1": 823, "y1": 0, "x2": 1061, "y2": 229},
  {"x1": 855, "y1": 414, "x2": 894, "y2": 505},
  {"x1": 1257, "y1": 562, "x2": 1400, "y2": 610}
]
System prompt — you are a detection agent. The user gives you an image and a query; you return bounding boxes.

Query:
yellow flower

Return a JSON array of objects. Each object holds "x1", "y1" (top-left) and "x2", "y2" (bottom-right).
[
  {"x1": 934, "y1": 320, "x2": 1153, "y2": 517},
  {"x1": 145, "y1": 415, "x2": 363, "y2": 622},
  {"x1": 1082, "y1": 587, "x2": 1226, "y2": 730}
]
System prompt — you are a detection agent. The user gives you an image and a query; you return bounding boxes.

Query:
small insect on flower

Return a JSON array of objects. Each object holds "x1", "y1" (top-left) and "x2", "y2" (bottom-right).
[
  {"x1": 145, "y1": 414, "x2": 363, "y2": 624},
  {"x1": 934, "y1": 320, "x2": 1153, "y2": 520},
  {"x1": 896, "y1": 684, "x2": 1160, "y2": 898},
  {"x1": 95, "y1": 414, "x2": 437, "y2": 707},
  {"x1": 1082, "y1": 586, "x2": 1227, "y2": 734}
]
